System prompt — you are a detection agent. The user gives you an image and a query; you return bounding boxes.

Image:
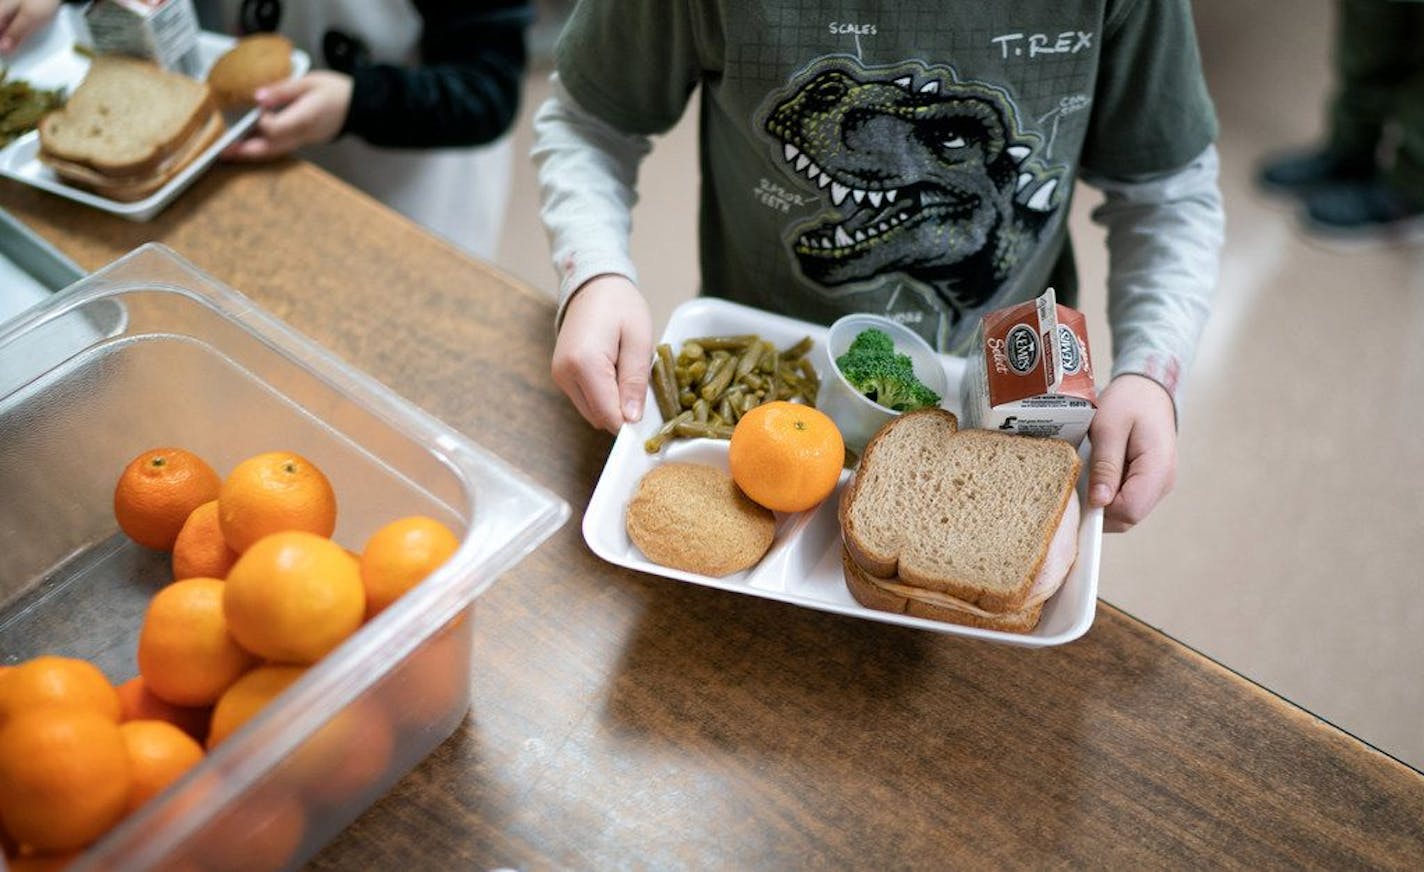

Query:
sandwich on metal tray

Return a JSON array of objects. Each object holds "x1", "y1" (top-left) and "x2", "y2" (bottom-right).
[
  {"x1": 37, "y1": 55, "x2": 223, "y2": 202},
  {"x1": 838, "y1": 408, "x2": 1081, "y2": 633}
]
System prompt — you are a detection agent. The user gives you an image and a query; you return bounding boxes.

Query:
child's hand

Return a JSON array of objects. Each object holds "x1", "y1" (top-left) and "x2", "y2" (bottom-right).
[
  {"x1": 0, "y1": 0, "x2": 60, "y2": 54},
  {"x1": 1087, "y1": 374, "x2": 1178, "y2": 533},
  {"x1": 222, "y1": 71, "x2": 353, "y2": 161},
  {"x1": 552, "y1": 275, "x2": 653, "y2": 434}
]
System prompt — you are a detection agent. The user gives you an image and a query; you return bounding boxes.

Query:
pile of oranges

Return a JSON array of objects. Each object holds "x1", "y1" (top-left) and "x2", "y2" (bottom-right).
[{"x1": 0, "y1": 447, "x2": 463, "y2": 870}]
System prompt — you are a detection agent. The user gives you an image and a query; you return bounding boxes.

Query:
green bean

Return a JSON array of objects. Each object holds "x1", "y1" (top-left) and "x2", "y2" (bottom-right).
[
  {"x1": 674, "y1": 365, "x2": 693, "y2": 389},
  {"x1": 673, "y1": 421, "x2": 735, "y2": 440},
  {"x1": 734, "y1": 343, "x2": 763, "y2": 380},
  {"x1": 680, "y1": 342, "x2": 705, "y2": 361},
  {"x1": 781, "y1": 336, "x2": 814, "y2": 360},
  {"x1": 650, "y1": 353, "x2": 679, "y2": 421},
  {"x1": 717, "y1": 397, "x2": 734, "y2": 423},
  {"x1": 700, "y1": 356, "x2": 737, "y2": 402},
  {"x1": 797, "y1": 358, "x2": 820, "y2": 404},
  {"x1": 644, "y1": 410, "x2": 693, "y2": 453},
  {"x1": 685, "y1": 334, "x2": 757, "y2": 351},
  {"x1": 686, "y1": 358, "x2": 708, "y2": 384},
  {"x1": 692, "y1": 397, "x2": 709, "y2": 423},
  {"x1": 678, "y1": 390, "x2": 697, "y2": 408}
]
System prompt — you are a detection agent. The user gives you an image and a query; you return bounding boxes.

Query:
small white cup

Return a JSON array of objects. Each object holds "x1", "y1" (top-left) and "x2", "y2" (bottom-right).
[{"x1": 817, "y1": 314, "x2": 949, "y2": 455}]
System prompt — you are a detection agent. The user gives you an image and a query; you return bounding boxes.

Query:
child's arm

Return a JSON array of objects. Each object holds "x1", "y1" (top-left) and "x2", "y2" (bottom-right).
[
  {"x1": 533, "y1": 75, "x2": 656, "y2": 432},
  {"x1": 1083, "y1": 145, "x2": 1225, "y2": 532}
]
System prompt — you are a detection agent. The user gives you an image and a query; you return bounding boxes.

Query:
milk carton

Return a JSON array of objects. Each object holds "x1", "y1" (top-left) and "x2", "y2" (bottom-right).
[
  {"x1": 84, "y1": 0, "x2": 203, "y2": 77},
  {"x1": 959, "y1": 287, "x2": 1097, "y2": 446}
]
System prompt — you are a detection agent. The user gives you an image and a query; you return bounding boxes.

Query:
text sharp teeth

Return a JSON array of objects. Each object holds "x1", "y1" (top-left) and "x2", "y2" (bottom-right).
[
  {"x1": 835, "y1": 226, "x2": 853, "y2": 247},
  {"x1": 821, "y1": 237, "x2": 833, "y2": 248},
  {"x1": 795, "y1": 154, "x2": 810, "y2": 171},
  {"x1": 1017, "y1": 172, "x2": 1032, "y2": 191},
  {"x1": 919, "y1": 81, "x2": 940, "y2": 94},
  {"x1": 1007, "y1": 145, "x2": 1031, "y2": 164},
  {"x1": 878, "y1": 221, "x2": 890, "y2": 233},
  {"x1": 885, "y1": 189, "x2": 897, "y2": 202},
  {"x1": 893, "y1": 76, "x2": 912, "y2": 89},
  {"x1": 868, "y1": 191, "x2": 883, "y2": 207},
  {"x1": 784, "y1": 143, "x2": 799, "y2": 162},
  {"x1": 805, "y1": 160, "x2": 821, "y2": 179},
  {"x1": 831, "y1": 182, "x2": 850, "y2": 206},
  {"x1": 852, "y1": 189, "x2": 866, "y2": 204},
  {"x1": 854, "y1": 229, "x2": 866, "y2": 242},
  {"x1": 817, "y1": 171, "x2": 832, "y2": 189}
]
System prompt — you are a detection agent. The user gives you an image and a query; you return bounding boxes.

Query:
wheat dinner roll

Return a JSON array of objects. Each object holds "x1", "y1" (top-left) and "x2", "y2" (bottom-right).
[
  {"x1": 626, "y1": 462, "x2": 775, "y2": 577},
  {"x1": 207, "y1": 33, "x2": 294, "y2": 109}
]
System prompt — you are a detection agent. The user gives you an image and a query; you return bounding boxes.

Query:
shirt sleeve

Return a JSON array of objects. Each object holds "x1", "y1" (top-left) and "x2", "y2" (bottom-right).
[
  {"x1": 340, "y1": 0, "x2": 532, "y2": 149},
  {"x1": 1082, "y1": 144, "x2": 1225, "y2": 416},
  {"x1": 1079, "y1": 0, "x2": 1219, "y2": 177},
  {"x1": 531, "y1": 74, "x2": 653, "y2": 329},
  {"x1": 552, "y1": 0, "x2": 710, "y2": 136}
]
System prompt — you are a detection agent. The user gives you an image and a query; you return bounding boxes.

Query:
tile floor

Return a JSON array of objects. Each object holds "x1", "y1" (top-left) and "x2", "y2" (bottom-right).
[{"x1": 495, "y1": 0, "x2": 1424, "y2": 770}]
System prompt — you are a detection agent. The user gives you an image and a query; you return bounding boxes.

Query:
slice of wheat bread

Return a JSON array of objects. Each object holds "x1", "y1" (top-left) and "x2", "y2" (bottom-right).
[
  {"x1": 841, "y1": 411, "x2": 1081, "y2": 613},
  {"x1": 38, "y1": 56, "x2": 216, "y2": 178},
  {"x1": 840, "y1": 547, "x2": 1045, "y2": 634},
  {"x1": 43, "y1": 108, "x2": 224, "y2": 202}
]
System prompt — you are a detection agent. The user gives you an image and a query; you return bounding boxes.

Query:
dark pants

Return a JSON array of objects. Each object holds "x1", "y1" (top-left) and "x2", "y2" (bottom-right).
[{"x1": 1329, "y1": 0, "x2": 1424, "y2": 197}]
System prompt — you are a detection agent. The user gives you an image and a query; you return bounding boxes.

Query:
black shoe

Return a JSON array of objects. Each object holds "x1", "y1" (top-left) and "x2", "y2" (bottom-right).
[
  {"x1": 1257, "y1": 147, "x2": 1376, "y2": 196},
  {"x1": 1301, "y1": 180, "x2": 1424, "y2": 242}
]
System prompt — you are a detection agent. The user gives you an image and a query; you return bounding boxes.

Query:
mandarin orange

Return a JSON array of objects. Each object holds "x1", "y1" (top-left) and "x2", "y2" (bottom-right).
[
  {"x1": 0, "y1": 708, "x2": 132, "y2": 853},
  {"x1": 172, "y1": 500, "x2": 240, "y2": 581},
  {"x1": 223, "y1": 532, "x2": 364, "y2": 664},
  {"x1": 116, "y1": 676, "x2": 212, "y2": 742},
  {"x1": 727, "y1": 401, "x2": 844, "y2": 513},
  {"x1": 359, "y1": 516, "x2": 460, "y2": 618},
  {"x1": 0, "y1": 656, "x2": 120, "y2": 728},
  {"x1": 206, "y1": 665, "x2": 306, "y2": 749},
  {"x1": 114, "y1": 448, "x2": 222, "y2": 551},
  {"x1": 137, "y1": 579, "x2": 256, "y2": 707},
  {"x1": 119, "y1": 720, "x2": 205, "y2": 813},
  {"x1": 218, "y1": 451, "x2": 336, "y2": 553}
]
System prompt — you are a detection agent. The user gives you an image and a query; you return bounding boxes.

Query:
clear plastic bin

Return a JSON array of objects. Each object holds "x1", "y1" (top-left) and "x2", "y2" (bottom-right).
[{"x1": 0, "y1": 244, "x2": 569, "y2": 871}]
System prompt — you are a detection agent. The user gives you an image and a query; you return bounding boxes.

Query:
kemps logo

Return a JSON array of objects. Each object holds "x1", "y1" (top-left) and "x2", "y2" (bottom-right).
[
  {"x1": 1057, "y1": 325, "x2": 1083, "y2": 375},
  {"x1": 1005, "y1": 323, "x2": 1039, "y2": 374}
]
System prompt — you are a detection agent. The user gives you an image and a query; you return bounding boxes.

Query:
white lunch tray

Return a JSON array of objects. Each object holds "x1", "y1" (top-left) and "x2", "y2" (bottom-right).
[
  {"x1": 0, "y1": 7, "x2": 310, "y2": 221},
  {"x1": 583, "y1": 297, "x2": 1103, "y2": 648}
]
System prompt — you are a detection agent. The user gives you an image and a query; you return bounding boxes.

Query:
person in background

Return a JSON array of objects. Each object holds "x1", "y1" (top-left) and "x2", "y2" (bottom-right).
[
  {"x1": 199, "y1": 0, "x2": 531, "y2": 260},
  {"x1": 0, "y1": 0, "x2": 532, "y2": 259},
  {"x1": 1257, "y1": 0, "x2": 1424, "y2": 238},
  {"x1": 533, "y1": 1, "x2": 1225, "y2": 534}
]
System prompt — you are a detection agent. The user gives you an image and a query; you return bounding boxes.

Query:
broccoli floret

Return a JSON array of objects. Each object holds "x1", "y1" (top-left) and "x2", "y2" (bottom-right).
[{"x1": 834, "y1": 328, "x2": 942, "y2": 412}]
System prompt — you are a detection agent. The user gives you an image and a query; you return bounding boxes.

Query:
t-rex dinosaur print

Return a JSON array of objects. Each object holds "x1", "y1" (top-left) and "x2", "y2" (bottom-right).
[{"x1": 762, "y1": 60, "x2": 1064, "y2": 335}]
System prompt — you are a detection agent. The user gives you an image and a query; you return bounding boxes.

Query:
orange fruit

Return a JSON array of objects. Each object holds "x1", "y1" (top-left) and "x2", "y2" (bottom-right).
[
  {"x1": 0, "y1": 708, "x2": 131, "y2": 853},
  {"x1": 206, "y1": 665, "x2": 306, "y2": 749},
  {"x1": 116, "y1": 676, "x2": 212, "y2": 743},
  {"x1": 218, "y1": 451, "x2": 337, "y2": 553},
  {"x1": 294, "y1": 698, "x2": 395, "y2": 807},
  {"x1": 7, "y1": 853, "x2": 81, "y2": 872},
  {"x1": 0, "y1": 656, "x2": 121, "y2": 728},
  {"x1": 114, "y1": 448, "x2": 222, "y2": 551},
  {"x1": 727, "y1": 401, "x2": 845, "y2": 513},
  {"x1": 196, "y1": 789, "x2": 305, "y2": 872},
  {"x1": 359, "y1": 516, "x2": 460, "y2": 618},
  {"x1": 138, "y1": 579, "x2": 256, "y2": 707},
  {"x1": 172, "y1": 500, "x2": 240, "y2": 581},
  {"x1": 119, "y1": 720, "x2": 205, "y2": 813},
  {"x1": 223, "y1": 532, "x2": 364, "y2": 664},
  {"x1": 382, "y1": 614, "x2": 471, "y2": 731}
]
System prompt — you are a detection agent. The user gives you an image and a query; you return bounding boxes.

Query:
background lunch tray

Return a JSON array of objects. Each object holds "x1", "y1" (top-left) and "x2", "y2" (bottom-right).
[
  {"x1": 0, "y1": 205, "x2": 83, "y2": 326},
  {"x1": 0, "y1": 7, "x2": 310, "y2": 222},
  {"x1": 583, "y1": 297, "x2": 1103, "y2": 648}
]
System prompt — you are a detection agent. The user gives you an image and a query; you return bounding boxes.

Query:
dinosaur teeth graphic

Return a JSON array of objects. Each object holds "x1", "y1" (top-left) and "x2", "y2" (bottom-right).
[{"x1": 783, "y1": 144, "x2": 899, "y2": 210}]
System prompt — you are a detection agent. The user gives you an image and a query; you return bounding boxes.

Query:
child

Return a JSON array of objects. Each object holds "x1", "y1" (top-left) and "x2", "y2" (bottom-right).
[
  {"x1": 534, "y1": 1, "x2": 1224, "y2": 533},
  {"x1": 200, "y1": 0, "x2": 531, "y2": 259}
]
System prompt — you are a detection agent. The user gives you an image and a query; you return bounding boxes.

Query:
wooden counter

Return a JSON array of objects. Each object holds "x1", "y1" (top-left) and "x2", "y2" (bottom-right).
[{"x1": 4, "y1": 163, "x2": 1422, "y2": 870}]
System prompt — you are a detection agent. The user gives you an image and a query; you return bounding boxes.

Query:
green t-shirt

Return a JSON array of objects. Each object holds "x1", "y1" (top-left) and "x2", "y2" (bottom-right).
[{"x1": 556, "y1": 0, "x2": 1217, "y2": 353}]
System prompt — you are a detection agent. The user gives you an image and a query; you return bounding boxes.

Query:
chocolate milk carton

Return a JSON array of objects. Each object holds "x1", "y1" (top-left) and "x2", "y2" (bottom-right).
[
  {"x1": 84, "y1": 0, "x2": 203, "y2": 77},
  {"x1": 959, "y1": 287, "x2": 1097, "y2": 446}
]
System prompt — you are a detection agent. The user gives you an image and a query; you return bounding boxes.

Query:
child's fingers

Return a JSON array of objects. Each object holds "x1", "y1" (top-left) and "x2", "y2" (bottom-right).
[
  {"x1": 1104, "y1": 441, "x2": 1175, "y2": 532},
  {"x1": 254, "y1": 76, "x2": 309, "y2": 109},
  {"x1": 615, "y1": 329, "x2": 651, "y2": 425},
  {"x1": 1087, "y1": 414, "x2": 1129, "y2": 510}
]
